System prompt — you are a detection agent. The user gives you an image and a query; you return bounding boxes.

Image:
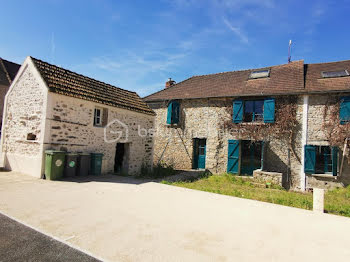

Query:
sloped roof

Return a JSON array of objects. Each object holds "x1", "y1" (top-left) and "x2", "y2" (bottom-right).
[
  {"x1": 144, "y1": 59, "x2": 350, "y2": 102},
  {"x1": 144, "y1": 60, "x2": 305, "y2": 102},
  {"x1": 305, "y1": 59, "x2": 350, "y2": 93},
  {"x1": 0, "y1": 58, "x2": 20, "y2": 86},
  {"x1": 31, "y1": 57, "x2": 155, "y2": 115}
]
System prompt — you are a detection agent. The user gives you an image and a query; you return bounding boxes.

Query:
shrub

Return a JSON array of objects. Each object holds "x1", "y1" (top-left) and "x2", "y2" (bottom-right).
[{"x1": 139, "y1": 162, "x2": 177, "y2": 179}]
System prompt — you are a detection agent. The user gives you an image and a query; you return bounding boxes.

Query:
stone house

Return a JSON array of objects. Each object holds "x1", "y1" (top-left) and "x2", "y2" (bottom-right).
[
  {"x1": 144, "y1": 60, "x2": 350, "y2": 190},
  {"x1": 0, "y1": 58, "x2": 20, "y2": 131},
  {"x1": 0, "y1": 56, "x2": 155, "y2": 178}
]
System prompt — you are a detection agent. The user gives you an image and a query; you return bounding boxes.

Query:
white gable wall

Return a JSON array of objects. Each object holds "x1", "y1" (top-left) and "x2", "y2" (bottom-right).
[{"x1": 0, "y1": 57, "x2": 49, "y2": 177}]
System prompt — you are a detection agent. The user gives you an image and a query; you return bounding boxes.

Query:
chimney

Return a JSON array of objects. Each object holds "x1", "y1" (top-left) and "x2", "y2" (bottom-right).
[{"x1": 165, "y1": 78, "x2": 176, "y2": 88}]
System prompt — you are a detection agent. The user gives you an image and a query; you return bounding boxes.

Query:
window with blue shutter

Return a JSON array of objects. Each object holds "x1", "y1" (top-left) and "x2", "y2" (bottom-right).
[
  {"x1": 304, "y1": 145, "x2": 338, "y2": 175},
  {"x1": 233, "y1": 98, "x2": 275, "y2": 123},
  {"x1": 304, "y1": 145, "x2": 316, "y2": 174},
  {"x1": 340, "y1": 96, "x2": 350, "y2": 124},
  {"x1": 167, "y1": 101, "x2": 180, "y2": 125},
  {"x1": 166, "y1": 101, "x2": 173, "y2": 124},
  {"x1": 263, "y1": 98, "x2": 275, "y2": 123},
  {"x1": 233, "y1": 100, "x2": 243, "y2": 123},
  {"x1": 227, "y1": 140, "x2": 240, "y2": 174}
]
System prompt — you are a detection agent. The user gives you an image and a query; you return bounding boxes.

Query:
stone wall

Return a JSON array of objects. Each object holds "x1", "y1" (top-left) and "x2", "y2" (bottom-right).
[
  {"x1": 306, "y1": 94, "x2": 350, "y2": 188},
  {"x1": 44, "y1": 93, "x2": 154, "y2": 175},
  {"x1": 0, "y1": 63, "x2": 47, "y2": 177},
  {"x1": 149, "y1": 96, "x2": 303, "y2": 188},
  {"x1": 253, "y1": 169, "x2": 283, "y2": 186},
  {"x1": 2, "y1": 65, "x2": 45, "y2": 156}
]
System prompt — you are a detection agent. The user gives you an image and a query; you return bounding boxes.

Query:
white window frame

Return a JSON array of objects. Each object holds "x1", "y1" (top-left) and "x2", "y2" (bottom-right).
[{"x1": 94, "y1": 107, "x2": 103, "y2": 126}]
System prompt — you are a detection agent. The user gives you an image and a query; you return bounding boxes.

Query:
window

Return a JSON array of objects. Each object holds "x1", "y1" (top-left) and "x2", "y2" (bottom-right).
[
  {"x1": 322, "y1": 70, "x2": 349, "y2": 78},
  {"x1": 243, "y1": 100, "x2": 264, "y2": 122},
  {"x1": 167, "y1": 101, "x2": 180, "y2": 125},
  {"x1": 315, "y1": 146, "x2": 333, "y2": 174},
  {"x1": 94, "y1": 108, "x2": 102, "y2": 126},
  {"x1": 340, "y1": 96, "x2": 350, "y2": 124},
  {"x1": 304, "y1": 145, "x2": 338, "y2": 176},
  {"x1": 94, "y1": 107, "x2": 108, "y2": 127},
  {"x1": 233, "y1": 98, "x2": 275, "y2": 123},
  {"x1": 249, "y1": 69, "x2": 270, "y2": 79}
]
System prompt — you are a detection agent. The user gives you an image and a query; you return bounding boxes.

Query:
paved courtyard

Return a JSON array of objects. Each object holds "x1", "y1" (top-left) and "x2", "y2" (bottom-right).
[{"x1": 0, "y1": 171, "x2": 350, "y2": 262}]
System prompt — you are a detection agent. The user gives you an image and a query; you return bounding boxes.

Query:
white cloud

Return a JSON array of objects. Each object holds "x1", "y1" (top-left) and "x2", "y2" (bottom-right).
[
  {"x1": 223, "y1": 18, "x2": 249, "y2": 44},
  {"x1": 92, "y1": 57, "x2": 122, "y2": 71}
]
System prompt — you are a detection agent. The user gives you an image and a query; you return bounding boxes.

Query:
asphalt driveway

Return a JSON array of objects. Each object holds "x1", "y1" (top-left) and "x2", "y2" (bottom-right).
[
  {"x1": 0, "y1": 172, "x2": 350, "y2": 262},
  {"x1": 0, "y1": 213, "x2": 100, "y2": 262}
]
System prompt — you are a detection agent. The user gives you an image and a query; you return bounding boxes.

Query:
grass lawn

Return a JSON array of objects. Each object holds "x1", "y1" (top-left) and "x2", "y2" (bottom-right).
[{"x1": 162, "y1": 174, "x2": 350, "y2": 218}]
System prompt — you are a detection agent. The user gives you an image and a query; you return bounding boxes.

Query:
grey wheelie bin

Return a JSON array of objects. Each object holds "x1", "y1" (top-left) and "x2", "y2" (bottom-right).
[
  {"x1": 64, "y1": 153, "x2": 79, "y2": 177},
  {"x1": 77, "y1": 153, "x2": 91, "y2": 176}
]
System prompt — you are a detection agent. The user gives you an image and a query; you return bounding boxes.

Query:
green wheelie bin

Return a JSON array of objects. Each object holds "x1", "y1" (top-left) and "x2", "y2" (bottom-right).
[
  {"x1": 45, "y1": 150, "x2": 66, "y2": 180},
  {"x1": 90, "y1": 153, "x2": 104, "y2": 175}
]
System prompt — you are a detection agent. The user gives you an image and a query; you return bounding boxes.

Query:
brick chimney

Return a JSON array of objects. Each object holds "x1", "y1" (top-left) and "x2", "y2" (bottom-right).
[{"x1": 165, "y1": 78, "x2": 176, "y2": 88}]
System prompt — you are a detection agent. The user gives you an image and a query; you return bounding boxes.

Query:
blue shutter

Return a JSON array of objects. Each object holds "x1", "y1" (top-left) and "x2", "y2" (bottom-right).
[
  {"x1": 263, "y1": 98, "x2": 275, "y2": 123},
  {"x1": 332, "y1": 147, "x2": 338, "y2": 176},
  {"x1": 172, "y1": 101, "x2": 180, "y2": 124},
  {"x1": 233, "y1": 100, "x2": 243, "y2": 123},
  {"x1": 227, "y1": 140, "x2": 240, "y2": 174},
  {"x1": 167, "y1": 101, "x2": 173, "y2": 124},
  {"x1": 340, "y1": 96, "x2": 350, "y2": 124},
  {"x1": 304, "y1": 145, "x2": 316, "y2": 174}
]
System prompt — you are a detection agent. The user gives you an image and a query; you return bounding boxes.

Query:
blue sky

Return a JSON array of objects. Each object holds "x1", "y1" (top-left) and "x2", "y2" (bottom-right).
[{"x1": 1, "y1": 0, "x2": 350, "y2": 97}]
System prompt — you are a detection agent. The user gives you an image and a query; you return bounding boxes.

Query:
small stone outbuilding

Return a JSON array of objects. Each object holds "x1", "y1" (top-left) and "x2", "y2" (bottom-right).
[
  {"x1": 0, "y1": 56, "x2": 155, "y2": 178},
  {"x1": 0, "y1": 58, "x2": 20, "y2": 130}
]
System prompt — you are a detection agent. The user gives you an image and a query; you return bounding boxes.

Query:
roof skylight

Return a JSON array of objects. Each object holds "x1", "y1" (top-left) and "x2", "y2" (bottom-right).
[
  {"x1": 321, "y1": 70, "x2": 349, "y2": 78},
  {"x1": 249, "y1": 69, "x2": 270, "y2": 79}
]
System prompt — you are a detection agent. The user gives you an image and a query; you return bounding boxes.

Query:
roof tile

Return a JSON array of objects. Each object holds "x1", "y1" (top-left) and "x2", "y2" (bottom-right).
[
  {"x1": 144, "y1": 60, "x2": 305, "y2": 101},
  {"x1": 31, "y1": 57, "x2": 155, "y2": 115}
]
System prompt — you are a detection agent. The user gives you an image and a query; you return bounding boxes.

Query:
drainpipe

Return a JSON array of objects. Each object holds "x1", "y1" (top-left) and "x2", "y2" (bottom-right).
[{"x1": 299, "y1": 95, "x2": 309, "y2": 191}]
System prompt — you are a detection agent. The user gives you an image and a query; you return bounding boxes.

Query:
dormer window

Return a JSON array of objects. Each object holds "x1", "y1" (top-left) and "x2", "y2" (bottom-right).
[
  {"x1": 321, "y1": 70, "x2": 349, "y2": 78},
  {"x1": 249, "y1": 69, "x2": 270, "y2": 79}
]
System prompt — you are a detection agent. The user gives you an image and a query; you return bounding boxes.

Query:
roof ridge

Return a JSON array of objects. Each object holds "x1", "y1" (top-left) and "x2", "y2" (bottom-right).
[
  {"x1": 30, "y1": 56, "x2": 138, "y2": 95},
  {"x1": 143, "y1": 76, "x2": 196, "y2": 99},
  {"x1": 29, "y1": 56, "x2": 154, "y2": 115},
  {"x1": 0, "y1": 58, "x2": 20, "y2": 67},
  {"x1": 144, "y1": 60, "x2": 305, "y2": 100},
  {"x1": 191, "y1": 59, "x2": 304, "y2": 78},
  {"x1": 306, "y1": 59, "x2": 350, "y2": 66},
  {"x1": 0, "y1": 58, "x2": 12, "y2": 84}
]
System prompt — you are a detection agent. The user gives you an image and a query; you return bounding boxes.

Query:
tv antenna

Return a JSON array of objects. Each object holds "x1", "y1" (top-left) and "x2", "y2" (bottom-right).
[{"x1": 288, "y1": 40, "x2": 292, "y2": 63}]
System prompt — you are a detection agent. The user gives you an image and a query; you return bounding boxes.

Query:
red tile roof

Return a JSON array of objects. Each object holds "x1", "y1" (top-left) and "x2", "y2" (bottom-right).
[
  {"x1": 305, "y1": 60, "x2": 350, "y2": 93},
  {"x1": 31, "y1": 57, "x2": 155, "y2": 115},
  {"x1": 144, "y1": 59, "x2": 350, "y2": 102}
]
